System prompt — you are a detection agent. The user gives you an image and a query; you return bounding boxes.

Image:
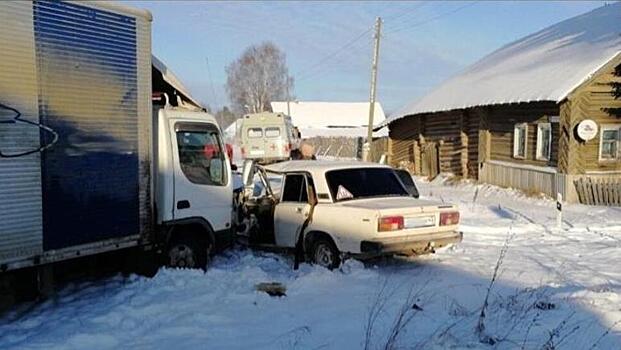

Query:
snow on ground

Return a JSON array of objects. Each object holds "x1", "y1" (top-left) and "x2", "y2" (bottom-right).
[{"x1": 1, "y1": 177, "x2": 620, "y2": 349}]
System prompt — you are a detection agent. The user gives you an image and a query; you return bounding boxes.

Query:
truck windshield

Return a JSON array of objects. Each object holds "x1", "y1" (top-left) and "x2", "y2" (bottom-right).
[{"x1": 325, "y1": 168, "x2": 408, "y2": 202}]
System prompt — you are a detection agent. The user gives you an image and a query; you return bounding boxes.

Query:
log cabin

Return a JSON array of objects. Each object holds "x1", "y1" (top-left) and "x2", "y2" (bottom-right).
[{"x1": 380, "y1": 3, "x2": 621, "y2": 205}]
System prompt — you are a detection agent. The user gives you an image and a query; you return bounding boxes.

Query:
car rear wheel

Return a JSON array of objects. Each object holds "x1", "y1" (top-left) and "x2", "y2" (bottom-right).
[
  {"x1": 167, "y1": 234, "x2": 210, "y2": 270},
  {"x1": 311, "y1": 238, "x2": 341, "y2": 270}
]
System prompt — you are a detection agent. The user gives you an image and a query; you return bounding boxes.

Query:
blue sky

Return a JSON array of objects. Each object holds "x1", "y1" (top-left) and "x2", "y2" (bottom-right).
[{"x1": 132, "y1": 1, "x2": 607, "y2": 114}]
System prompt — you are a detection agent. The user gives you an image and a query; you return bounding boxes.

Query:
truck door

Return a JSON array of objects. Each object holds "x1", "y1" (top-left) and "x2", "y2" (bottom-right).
[
  {"x1": 274, "y1": 173, "x2": 311, "y2": 247},
  {"x1": 264, "y1": 126, "x2": 286, "y2": 159},
  {"x1": 243, "y1": 127, "x2": 265, "y2": 159},
  {"x1": 171, "y1": 122, "x2": 232, "y2": 232}
]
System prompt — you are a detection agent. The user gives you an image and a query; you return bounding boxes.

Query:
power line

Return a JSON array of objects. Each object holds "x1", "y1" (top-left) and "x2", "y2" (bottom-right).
[
  {"x1": 383, "y1": 1, "x2": 428, "y2": 24},
  {"x1": 205, "y1": 57, "x2": 220, "y2": 108},
  {"x1": 378, "y1": 2, "x2": 412, "y2": 21},
  {"x1": 385, "y1": 1, "x2": 478, "y2": 35},
  {"x1": 295, "y1": 36, "x2": 373, "y2": 83},
  {"x1": 295, "y1": 26, "x2": 373, "y2": 82}
]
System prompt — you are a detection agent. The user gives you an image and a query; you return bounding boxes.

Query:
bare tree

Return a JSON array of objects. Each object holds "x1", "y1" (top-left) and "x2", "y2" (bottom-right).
[{"x1": 225, "y1": 42, "x2": 293, "y2": 114}]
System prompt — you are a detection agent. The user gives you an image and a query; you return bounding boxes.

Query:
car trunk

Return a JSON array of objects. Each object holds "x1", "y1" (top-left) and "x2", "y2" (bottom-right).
[{"x1": 339, "y1": 197, "x2": 458, "y2": 232}]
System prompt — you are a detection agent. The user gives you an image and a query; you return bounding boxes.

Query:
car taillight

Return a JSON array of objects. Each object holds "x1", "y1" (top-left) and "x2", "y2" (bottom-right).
[
  {"x1": 284, "y1": 143, "x2": 290, "y2": 153},
  {"x1": 439, "y1": 211, "x2": 460, "y2": 226},
  {"x1": 378, "y1": 216, "x2": 404, "y2": 232}
]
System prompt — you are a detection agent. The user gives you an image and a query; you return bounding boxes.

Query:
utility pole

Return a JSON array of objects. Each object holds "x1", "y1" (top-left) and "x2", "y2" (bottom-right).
[{"x1": 364, "y1": 17, "x2": 382, "y2": 161}]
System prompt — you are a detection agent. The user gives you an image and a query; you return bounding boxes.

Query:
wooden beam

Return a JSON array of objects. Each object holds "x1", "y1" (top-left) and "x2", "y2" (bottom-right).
[
  {"x1": 477, "y1": 107, "x2": 491, "y2": 166},
  {"x1": 460, "y1": 110, "x2": 469, "y2": 178}
]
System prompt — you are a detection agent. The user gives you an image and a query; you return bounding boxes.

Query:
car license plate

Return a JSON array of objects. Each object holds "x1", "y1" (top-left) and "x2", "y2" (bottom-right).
[
  {"x1": 405, "y1": 215, "x2": 435, "y2": 228},
  {"x1": 250, "y1": 149, "x2": 265, "y2": 155}
]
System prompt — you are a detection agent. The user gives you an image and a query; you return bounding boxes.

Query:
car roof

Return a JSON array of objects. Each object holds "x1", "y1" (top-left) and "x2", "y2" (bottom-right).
[
  {"x1": 264, "y1": 160, "x2": 391, "y2": 174},
  {"x1": 262, "y1": 160, "x2": 394, "y2": 203}
]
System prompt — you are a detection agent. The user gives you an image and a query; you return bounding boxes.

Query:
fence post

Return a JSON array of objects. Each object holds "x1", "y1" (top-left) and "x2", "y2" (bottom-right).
[{"x1": 556, "y1": 193, "x2": 563, "y2": 230}]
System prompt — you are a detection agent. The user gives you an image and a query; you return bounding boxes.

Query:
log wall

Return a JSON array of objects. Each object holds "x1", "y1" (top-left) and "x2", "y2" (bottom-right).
[
  {"x1": 388, "y1": 110, "x2": 478, "y2": 178},
  {"x1": 560, "y1": 56, "x2": 621, "y2": 174}
]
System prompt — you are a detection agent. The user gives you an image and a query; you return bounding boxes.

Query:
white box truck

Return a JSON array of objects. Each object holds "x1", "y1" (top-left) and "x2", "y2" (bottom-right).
[{"x1": 0, "y1": 0, "x2": 235, "y2": 286}]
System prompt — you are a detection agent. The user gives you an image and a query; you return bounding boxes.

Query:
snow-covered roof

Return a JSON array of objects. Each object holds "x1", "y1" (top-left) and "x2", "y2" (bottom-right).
[
  {"x1": 271, "y1": 101, "x2": 386, "y2": 138},
  {"x1": 152, "y1": 55, "x2": 203, "y2": 109},
  {"x1": 223, "y1": 119, "x2": 240, "y2": 141},
  {"x1": 296, "y1": 126, "x2": 387, "y2": 138},
  {"x1": 382, "y1": 3, "x2": 621, "y2": 127}
]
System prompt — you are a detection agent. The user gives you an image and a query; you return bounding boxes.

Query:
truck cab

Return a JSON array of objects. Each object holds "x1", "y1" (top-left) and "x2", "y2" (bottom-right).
[{"x1": 154, "y1": 106, "x2": 234, "y2": 269}]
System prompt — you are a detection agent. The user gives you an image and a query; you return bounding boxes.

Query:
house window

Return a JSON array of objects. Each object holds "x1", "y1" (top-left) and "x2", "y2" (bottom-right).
[
  {"x1": 536, "y1": 123, "x2": 552, "y2": 161},
  {"x1": 599, "y1": 125, "x2": 620, "y2": 161},
  {"x1": 513, "y1": 123, "x2": 528, "y2": 159}
]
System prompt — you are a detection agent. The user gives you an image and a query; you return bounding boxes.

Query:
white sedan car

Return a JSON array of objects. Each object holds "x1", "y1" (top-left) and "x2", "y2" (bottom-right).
[{"x1": 240, "y1": 160, "x2": 462, "y2": 269}]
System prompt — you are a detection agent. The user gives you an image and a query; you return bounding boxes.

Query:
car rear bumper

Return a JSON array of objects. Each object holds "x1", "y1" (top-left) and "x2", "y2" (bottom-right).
[{"x1": 359, "y1": 230, "x2": 463, "y2": 257}]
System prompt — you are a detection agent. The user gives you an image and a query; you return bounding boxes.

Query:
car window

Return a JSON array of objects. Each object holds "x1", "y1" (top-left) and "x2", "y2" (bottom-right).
[
  {"x1": 252, "y1": 173, "x2": 283, "y2": 198},
  {"x1": 265, "y1": 127, "x2": 281, "y2": 138},
  {"x1": 176, "y1": 124, "x2": 226, "y2": 186},
  {"x1": 282, "y1": 174, "x2": 307, "y2": 202},
  {"x1": 247, "y1": 128, "x2": 263, "y2": 138},
  {"x1": 394, "y1": 169, "x2": 420, "y2": 198},
  {"x1": 325, "y1": 168, "x2": 408, "y2": 202}
]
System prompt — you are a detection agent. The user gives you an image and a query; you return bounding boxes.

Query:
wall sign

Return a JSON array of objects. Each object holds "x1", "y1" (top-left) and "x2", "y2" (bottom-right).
[{"x1": 576, "y1": 119, "x2": 598, "y2": 141}]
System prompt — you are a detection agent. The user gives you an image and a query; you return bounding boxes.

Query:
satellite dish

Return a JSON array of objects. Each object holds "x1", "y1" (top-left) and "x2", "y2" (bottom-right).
[{"x1": 576, "y1": 119, "x2": 598, "y2": 142}]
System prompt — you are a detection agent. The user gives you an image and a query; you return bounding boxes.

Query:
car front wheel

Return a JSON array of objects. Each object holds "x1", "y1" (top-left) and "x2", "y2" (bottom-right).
[{"x1": 311, "y1": 238, "x2": 341, "y2": 270}]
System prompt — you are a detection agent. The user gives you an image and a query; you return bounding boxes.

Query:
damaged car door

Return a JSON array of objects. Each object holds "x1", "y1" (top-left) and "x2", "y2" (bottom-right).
[{"x1": 274, "y1": 173, "x2": 311, "y2": 248}]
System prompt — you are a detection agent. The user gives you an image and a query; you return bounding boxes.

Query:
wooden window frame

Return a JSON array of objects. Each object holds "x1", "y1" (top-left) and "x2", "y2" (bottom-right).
[
  {"x1": 599, "y1": 124, "x2": 621, "y2": 162},
  {"x1": 513, "y1": 123, "x2": 528, "y2": 159},
  {"x1": 536, "y1": 123, "x2": 552, "y2": 161}
]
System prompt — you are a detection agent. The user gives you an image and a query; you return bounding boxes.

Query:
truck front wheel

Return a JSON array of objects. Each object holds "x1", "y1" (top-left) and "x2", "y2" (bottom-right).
[{"x1": 167, "y1": 234, "x2": 210, "y2": 270}]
